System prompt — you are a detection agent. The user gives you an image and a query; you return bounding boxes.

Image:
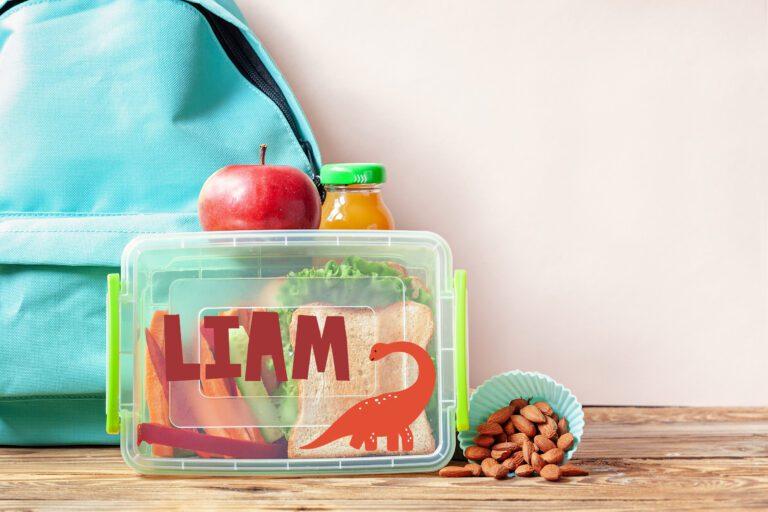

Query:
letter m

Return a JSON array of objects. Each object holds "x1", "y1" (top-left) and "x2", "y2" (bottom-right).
[{"x1": 291, "y1": 315, "x2": 350, "y2": 381}]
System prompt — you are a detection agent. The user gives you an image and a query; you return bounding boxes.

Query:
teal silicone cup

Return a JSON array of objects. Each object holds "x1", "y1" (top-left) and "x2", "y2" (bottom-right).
[{"x1": 458, "y1": 371, "x2": 585, "y2": 466}]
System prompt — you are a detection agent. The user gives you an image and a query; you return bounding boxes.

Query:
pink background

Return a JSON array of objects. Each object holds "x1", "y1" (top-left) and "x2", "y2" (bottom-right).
[{"x1": 236, "y1": 0, "x2": 768, "y2": 405}]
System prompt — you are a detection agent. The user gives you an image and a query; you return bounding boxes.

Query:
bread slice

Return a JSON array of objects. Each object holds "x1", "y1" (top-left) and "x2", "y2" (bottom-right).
[{"x1": 287, "y1": 301, "x2": 435, "y2": 458}]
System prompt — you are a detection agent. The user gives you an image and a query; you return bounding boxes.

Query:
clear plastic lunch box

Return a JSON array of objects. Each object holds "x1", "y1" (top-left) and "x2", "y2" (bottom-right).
[{"x1": 106, "y1": 230, "x2": 468, "y2": 475}]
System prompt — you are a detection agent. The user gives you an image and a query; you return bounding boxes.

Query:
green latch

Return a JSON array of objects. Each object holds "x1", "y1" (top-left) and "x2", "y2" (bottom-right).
[
  {"x1": 105, "y1": 273, "x2": 120, "y2": 435},
  {"x1": 454, "y1": 270, "x2": 469, "y2": 432}
]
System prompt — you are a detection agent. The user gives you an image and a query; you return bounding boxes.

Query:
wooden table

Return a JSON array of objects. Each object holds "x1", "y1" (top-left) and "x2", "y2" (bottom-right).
[{"x1": 1, "y1": 407, "x2": 767, "y2": 510}]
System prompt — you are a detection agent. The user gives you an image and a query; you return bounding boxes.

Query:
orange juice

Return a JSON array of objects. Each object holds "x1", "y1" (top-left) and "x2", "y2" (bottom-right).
[{"x1": 319, "y1": 164, "x2": 394, "y2": 230}]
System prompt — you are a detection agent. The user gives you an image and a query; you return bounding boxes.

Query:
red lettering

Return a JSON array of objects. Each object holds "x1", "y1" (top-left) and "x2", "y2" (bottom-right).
[
  {"x1": 292, "y1": 315, "x2": 349, "y2": 381},
  {"x1": 164, "y1": 314, "x2": 200, "y2": 381},
  {"x1": 163, "y1": 312, "x2": 350, "y2": 383},
  {"x1": 202, "y1": 315, "x2": 241, "y2": 380},
  {"x1": 245, "y1": 312, "x2": 288, "y2": 382}
]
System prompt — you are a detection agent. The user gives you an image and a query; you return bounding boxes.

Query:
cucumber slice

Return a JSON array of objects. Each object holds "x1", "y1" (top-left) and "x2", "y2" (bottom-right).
[{"x1": 229, "y1": 327, "x2": 284, "y2": 443}]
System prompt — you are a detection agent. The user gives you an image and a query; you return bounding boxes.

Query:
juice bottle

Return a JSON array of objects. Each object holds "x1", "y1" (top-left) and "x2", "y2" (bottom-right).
[{"x1": 319, "y1": 163, "x2": 394, "y2": 230}]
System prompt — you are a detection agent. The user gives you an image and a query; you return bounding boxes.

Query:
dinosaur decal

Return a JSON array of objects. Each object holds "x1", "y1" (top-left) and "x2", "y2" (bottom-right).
[{"x1": 300, "y1": 341, "x2": 436, "y2": 452}]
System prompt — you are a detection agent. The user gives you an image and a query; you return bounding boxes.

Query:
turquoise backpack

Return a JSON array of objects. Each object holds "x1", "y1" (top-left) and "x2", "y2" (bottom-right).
[{"x1": 0, "y1": 0, "x2": 321, "y2": 444}]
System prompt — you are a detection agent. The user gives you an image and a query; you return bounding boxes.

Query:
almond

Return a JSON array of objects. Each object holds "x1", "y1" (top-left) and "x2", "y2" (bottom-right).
[
  {"x1": 481, "y1": 457, "x2": 508, "y2": 479},
  {"x1": 511, "y1": 415, "x2": 537, "y2": 437},
  {"x1": 522, "y1": 440, "x2": 535, "y2": 464},
  {"x1": 491, "y1": 448, "x2": 512, "y2": 462},
  {"x1": 530, "y1": 451, "x2": 545, "y2": 472},
  {"x1": 520, "y1": 405, "x2": 547, "y2": 424},
  {"x1": 540, "y1": 464, "x2": 561, "y2": 482},
  {"x1": 464, "y1": 446, "x2": 491, "y2": 461},
  {"x1": 541, "y1": 448, "x2": 565, "y2": 465},
  {"x1": 492, "y1": 442, "x2": 518, "y2": 452},
  {"x1": 476, "y1": 422, "x2": 503, "y2": 435},
  {"x1": 533, "y1": 401, "x2": 554, "y2": 417},
  {"x1": 480, "y1": 457, "x2": 498, "y2": 477},
  {"x1": 551, "y1": 412, "x2": 559, "y2": 422},
  {"x1": 509, "y1": 398, "x2": 529, "y2": 414},
  {"x1": 503, "y1": 419, "x2": 516, "y2": 435},
  {"x1": 557, "y1": 432, "x2": 574, "y2": 451},
  {"x1": 538, "y1": 419, "x2": 558, "y2": 440},
  {"x1": 473, "y1": 434, "x2": 494, "y2": 448},
  {"x1": 560, "y1": 463, "x2": 589, "y2": 477},
  {"x1": 515, "y1": 464, "x2": 535, "y2": 477},
  {"x1": 494, "y1": 433, "x2": 508, "y2": 444},
  {"x1": 439, "y1": 465, "x2": 474, "y2": 477},
  {"x1": 487, "y1": 406, "x2": 512, "y2": 425},
  {"x1": 509, "y1": 450, "x2": 525, "y2": 469},
  {"x1": 557, "y1": 417, "x2": 569, "y2": 436},
  {"x1": 492, "y1": 465, "x2": 510, "y2": 480},
  {"x1": 464, "y1": 463, "x2": 483, "y2": 477},
  {"x1": 510, "y1": 432, "x2": 531, "y2": 446},
  {"x1": 534, "y1": 434, "x2": 556, "y2": 452}
]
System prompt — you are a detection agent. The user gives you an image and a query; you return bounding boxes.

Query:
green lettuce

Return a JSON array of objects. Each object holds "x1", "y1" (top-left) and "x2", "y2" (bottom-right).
[
  {"x1": 228, "y1": 327, "x2": 284, "y2": 442},
  {"x1": 276, "y1": 256, "x2": 432, "y2": 308}
]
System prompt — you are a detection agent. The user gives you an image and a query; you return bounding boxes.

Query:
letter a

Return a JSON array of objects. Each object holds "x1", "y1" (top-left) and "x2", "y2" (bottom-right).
[{"x1": 245, "y1": 311, "x2": 288, "y2": 382}]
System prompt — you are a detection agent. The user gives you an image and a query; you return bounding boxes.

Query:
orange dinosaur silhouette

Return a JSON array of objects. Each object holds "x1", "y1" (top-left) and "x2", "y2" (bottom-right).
[{"x1": 300, "y1": 341, "x2": 435, "y2": 452}]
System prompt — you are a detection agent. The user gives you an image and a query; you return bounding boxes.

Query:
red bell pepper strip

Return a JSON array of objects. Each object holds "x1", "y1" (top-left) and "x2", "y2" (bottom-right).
[{"x1": 137, "y1": 423, "x2": 288, "y2": 459}]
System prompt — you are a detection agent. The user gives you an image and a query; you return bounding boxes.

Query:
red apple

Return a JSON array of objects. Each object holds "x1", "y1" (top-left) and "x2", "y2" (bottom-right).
[{"x1": 198, "y1": 145, "x2": 321, "y2": 231}]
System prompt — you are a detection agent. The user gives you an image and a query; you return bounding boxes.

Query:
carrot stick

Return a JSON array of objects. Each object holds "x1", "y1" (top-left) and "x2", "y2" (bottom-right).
[
  {"x1": 146, "y1": 312, "x2": 236, "y2": 457},
  {"x1": 144, "y1": 312, "x2": 173, "y2": 457}
]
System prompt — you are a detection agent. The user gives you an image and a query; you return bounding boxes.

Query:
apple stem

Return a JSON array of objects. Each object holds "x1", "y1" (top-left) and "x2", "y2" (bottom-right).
[{"x1": 260, "y1": 144, "x2": 267, "y2": 165}]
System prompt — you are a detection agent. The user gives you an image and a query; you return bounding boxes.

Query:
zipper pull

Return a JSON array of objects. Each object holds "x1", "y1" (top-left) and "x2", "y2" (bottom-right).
[{"x1": 301, "y1": 140, "x2": 325, "y2": 202}]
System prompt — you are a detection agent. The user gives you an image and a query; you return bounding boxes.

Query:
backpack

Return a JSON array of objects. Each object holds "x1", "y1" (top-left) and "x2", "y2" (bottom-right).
[{"x1": 0, "y1": 0, "x2": 321, "y2": 445}]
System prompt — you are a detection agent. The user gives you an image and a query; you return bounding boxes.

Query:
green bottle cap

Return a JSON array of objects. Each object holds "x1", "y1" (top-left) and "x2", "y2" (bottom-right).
[{"x1": 319, "y1": 163, "x2": 386, "y2": 185}]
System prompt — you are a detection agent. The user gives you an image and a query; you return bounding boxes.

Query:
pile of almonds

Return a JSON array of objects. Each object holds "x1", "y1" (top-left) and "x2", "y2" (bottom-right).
[{"x1": 439, "y1": 397, "x2": 588, "y2": 481}]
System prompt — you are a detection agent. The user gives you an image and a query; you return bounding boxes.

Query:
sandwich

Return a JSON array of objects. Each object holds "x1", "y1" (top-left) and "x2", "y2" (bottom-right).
[{"x1": 286, "y1": 301, "x2": 436, "y2": 458}]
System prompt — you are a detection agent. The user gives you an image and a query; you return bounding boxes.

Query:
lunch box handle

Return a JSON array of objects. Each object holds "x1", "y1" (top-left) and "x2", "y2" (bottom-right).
[
  {"x1": 454, "y1": 270, "x2": 470, "y2": 431},
  {"x1": 105, "y1": 273, "x2": 121, "y2": 435}
]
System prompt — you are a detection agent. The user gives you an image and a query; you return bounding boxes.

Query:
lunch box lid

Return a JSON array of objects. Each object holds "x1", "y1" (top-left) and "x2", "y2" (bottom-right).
[{"x1": 107, "y1": 230, "x2": 468, "y2": 475}]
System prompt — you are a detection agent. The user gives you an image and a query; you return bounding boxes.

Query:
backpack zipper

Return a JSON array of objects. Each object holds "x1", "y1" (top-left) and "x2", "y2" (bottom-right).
[
  {"x1": 186, "y1": 3, "x2": 321, "y2": 177},
  {"x1": 0, "y1": 0, "x2": 25, "y2": 16}
]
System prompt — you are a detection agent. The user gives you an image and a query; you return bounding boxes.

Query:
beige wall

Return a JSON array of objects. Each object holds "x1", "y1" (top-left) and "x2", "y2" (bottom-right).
[{"x1": 237, "y1": 0, "x2": 768, "y2": 405}]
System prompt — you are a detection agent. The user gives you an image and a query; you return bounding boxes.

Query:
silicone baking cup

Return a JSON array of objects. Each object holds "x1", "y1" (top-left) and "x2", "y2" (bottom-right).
[{"x1": 458, "y1": 371, "x2": 585, "y2": 465}]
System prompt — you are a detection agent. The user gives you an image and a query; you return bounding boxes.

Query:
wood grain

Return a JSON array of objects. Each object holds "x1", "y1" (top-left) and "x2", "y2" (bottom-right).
[
  {"x1": 584, "y1": 406, "x2": 768, "y2": 424},
  {"x1": 1, "y1": 407, "x2": 767, "y2": 511}
]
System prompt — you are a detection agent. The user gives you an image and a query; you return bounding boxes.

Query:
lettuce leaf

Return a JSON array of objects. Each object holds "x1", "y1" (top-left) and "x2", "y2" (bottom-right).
[{"x1": 276, "y1": 256, "x2": 432, "y2": 308}]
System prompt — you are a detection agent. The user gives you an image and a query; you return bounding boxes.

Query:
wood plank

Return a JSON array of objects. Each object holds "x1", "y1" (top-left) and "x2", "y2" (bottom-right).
[
  {"x1": 584, "y1": 407, "x2": 768, "y2": 424},
  {"x1": 4, "y1": 413, "x2": 765, "y2": 469},
  {"x1": 582, "y1": 406, "x2": 768, "y2": 459},
  {"x1": 0, "y1": 457, "x2": 766, "y2": 505},
  {"x1": 1, "y1": 407, "x2": 767, "y2": 510},
  {"x1": 578, "y1": 424, "x2": 768, "y2": 459},
  {"x1": 1, "y1": 499, "x2": 767, "y2": 512}
]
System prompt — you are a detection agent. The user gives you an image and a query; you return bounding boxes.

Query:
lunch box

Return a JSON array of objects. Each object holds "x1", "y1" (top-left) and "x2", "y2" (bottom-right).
[{"x1": 106, "y1": 230, "x2": 468, "y2": 475}]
